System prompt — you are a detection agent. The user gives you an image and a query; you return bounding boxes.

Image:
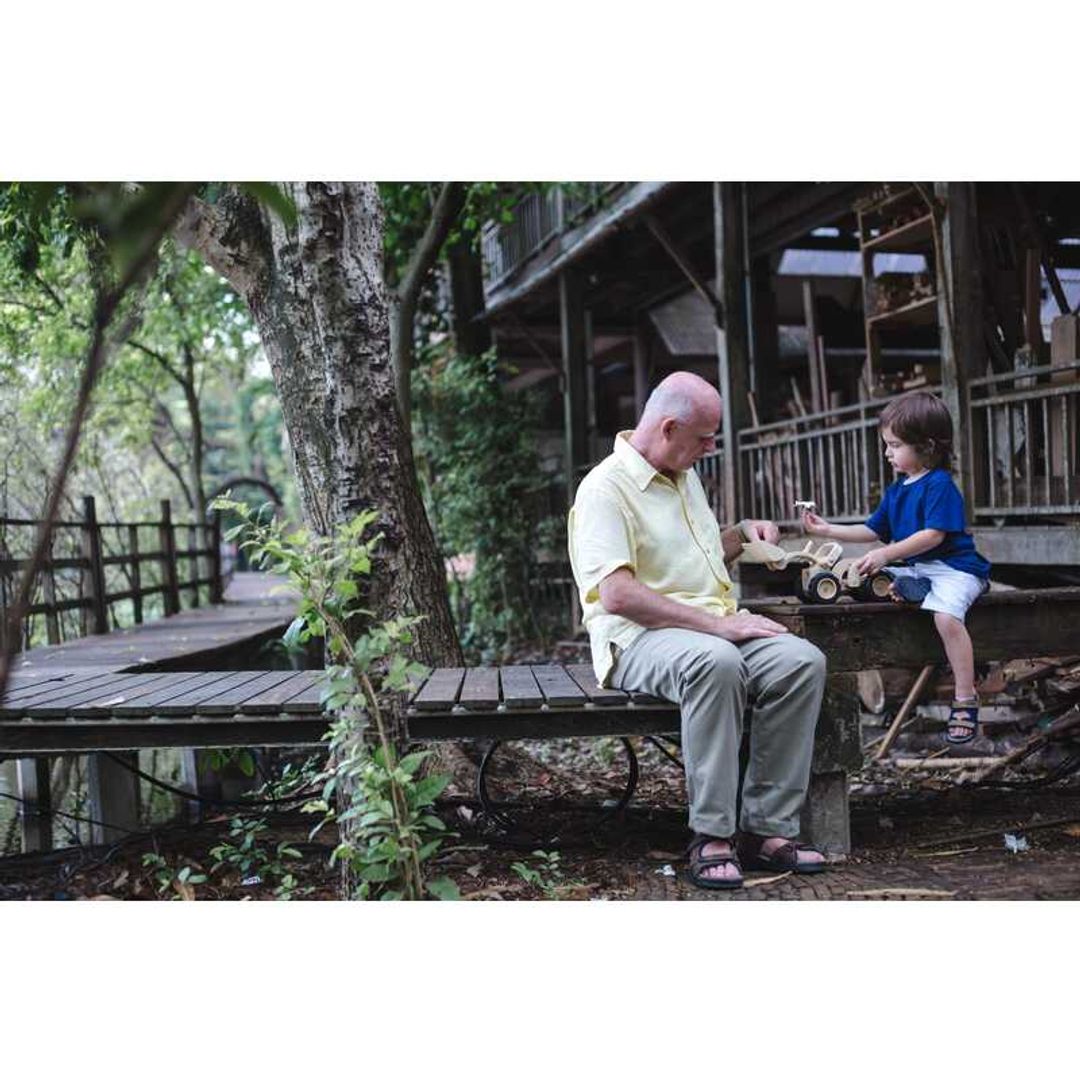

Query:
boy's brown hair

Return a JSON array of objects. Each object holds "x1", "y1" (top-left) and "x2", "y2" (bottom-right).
[{"x1": 879, "y1": 391, "x2": 953, "y2": 470}]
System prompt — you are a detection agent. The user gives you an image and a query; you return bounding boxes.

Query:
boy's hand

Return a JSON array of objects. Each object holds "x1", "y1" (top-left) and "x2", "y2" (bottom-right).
[
  {"x1": 855, "y1": 548, "x2": 891, "y2": 575},
  {"x1": 802, "y1": 511, "x2": 830, "y2": 536}
]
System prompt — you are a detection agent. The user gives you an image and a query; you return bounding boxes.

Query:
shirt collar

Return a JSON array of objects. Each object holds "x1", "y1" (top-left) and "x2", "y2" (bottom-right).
[{"x1": 614, "y1": 430, "x2": 679, "y2": 492}]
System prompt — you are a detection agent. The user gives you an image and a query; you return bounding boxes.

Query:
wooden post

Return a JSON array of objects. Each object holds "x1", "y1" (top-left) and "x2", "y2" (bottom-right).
[
  {"x1": 42, "y1": 525, "x2": 60, "y2": 645},
  {"x1": 935, "y1": 182, "x2": 984, "y2": 510},
  {"x1": 748, "y1": 253, "x2": 779, "y2": 414},
  {"x1": 86, "y1": 752, "x2": 140, "y2": 846},
  {"x1": 209, "y1": 510, "x2": 224, "y2": 604},
  {"x1": 714, "y1": 182, "x2": 752, "y2": 525},
  {"x1": 81, "y1": 495, "x2": 108, "y2": 635},
  {"x1": 159, "y1": 499, "x2": 181, "y2": 616},
  {"x1": 559, "y1": 267, "x2": 588, "y2": 508},
  {"x1": 632, "y1": 318, "x2": 650, "y2": 419},
  {"x1": 187, "y1": 523, "x2": 200, "y2": 609},
  {"x1": 128, "y1": 524, "x2": 143, "y2": 624},
  {"x1": 16, "y1": 757, "x2": 52, "y2": 853},
  {"x1": 802, "y1": 279, "x2": 824, "y2": 413}
]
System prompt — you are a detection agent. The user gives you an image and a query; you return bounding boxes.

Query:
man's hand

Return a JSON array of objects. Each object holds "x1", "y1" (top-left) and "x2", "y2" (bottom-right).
[
  {"x1": 741, "y1": 519, "x2": 780, "y2": 545},
  {"x1": 855, "y1": 547, "x2": 891, "y2": 576},
  {"x1": 712, "y1": 611, "x2": 788, "y2": 642}
]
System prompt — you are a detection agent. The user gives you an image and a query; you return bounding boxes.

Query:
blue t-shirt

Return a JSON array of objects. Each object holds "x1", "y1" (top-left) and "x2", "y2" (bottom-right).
[{"x1": 865, "y1": 469, "x2": 991, "y2": 579}]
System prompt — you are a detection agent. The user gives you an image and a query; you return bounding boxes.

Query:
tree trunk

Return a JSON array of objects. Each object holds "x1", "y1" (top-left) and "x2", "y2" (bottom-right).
[
  {"x1": 446, "y1": 236, "x2": 492, "y2": 359},
  {"x1": 176, "y1": 183, "x2": 461, "y2": 668}
]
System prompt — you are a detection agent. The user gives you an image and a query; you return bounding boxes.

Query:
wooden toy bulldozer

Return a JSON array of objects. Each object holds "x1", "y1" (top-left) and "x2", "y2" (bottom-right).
[{"x1": 740, "y1": 537, "x2": 894, "y2": 604}]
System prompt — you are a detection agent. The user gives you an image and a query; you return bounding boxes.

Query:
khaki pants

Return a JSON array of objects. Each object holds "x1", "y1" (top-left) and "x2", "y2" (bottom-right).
[{"x1": 611, "y1": 628, "x2": 826, "y2": 839}]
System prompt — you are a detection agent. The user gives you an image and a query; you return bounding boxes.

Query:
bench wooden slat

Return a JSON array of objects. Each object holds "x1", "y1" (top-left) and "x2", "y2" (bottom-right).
[
  {"x1": 458, "y1": 668, "x2": 500, "y2": 711},
  {"x1": 563, "y1": 664, "x2": 629, "y2": 706},
  {"x1": 197, "y1": 671, "x2": 302, "y2": 715},
  {"x1": 69, "y1": 673, "x2": 199, "y2": 716},
  {"x1": 153, "y1": 672, "x2": 270, "y2": 715},
  {"x1": 238, "y1": 671, "x2": 321, "y2": 713},
  {"x1": 499, "y1": 666, "x2": 544, "y2": 709},
  {"x1": 411, "y1": 668, "x2": 465, "y2": 711},
  {"x1": 530, "y1": 665, "x2": 587, "y2": 707},
  {"x1": 278, "y1": 673, "x2": 325, "y2": 712},
  {"x1": 111, "y1": 671, "x2": 238, "y2": 716},
  {"x1": 0, "y1": 670, "x2": 103, "y2": 706},
  {"x1": 5, "y1": 671, "x2": 153, "y2": 717}
]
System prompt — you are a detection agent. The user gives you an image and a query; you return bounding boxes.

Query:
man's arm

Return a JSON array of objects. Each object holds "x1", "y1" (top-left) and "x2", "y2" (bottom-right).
[{"x1": 598, "y1": 568, "x2": 788, "y2": 642}]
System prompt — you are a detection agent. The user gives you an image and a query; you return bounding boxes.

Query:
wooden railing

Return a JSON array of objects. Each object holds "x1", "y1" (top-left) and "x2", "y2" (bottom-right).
[
  {"x1": 969, "y1": 361, "x2": 1080, "y2": 519},
  {"x1": 0, "y1": 497, "x2": 222, "y2": 652},
  {"x1": 697, "y1": 389, "x2": 941, "y2": 527},
  {"x1": 481, "y1": 183, "x2": 625, "y2": 290}
]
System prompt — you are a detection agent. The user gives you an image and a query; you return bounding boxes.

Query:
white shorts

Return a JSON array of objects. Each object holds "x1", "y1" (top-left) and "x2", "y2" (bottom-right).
[{"x1": 887, "y1": 560, "x2": 987, "y2": 621}]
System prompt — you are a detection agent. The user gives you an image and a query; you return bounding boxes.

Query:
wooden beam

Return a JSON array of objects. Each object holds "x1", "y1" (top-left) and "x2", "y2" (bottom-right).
[
  {"x1": 802, "y1": 279, "x2": 824, "y2": 413},
  {"x1": 86, "y1": 751, "x2": 140, "y2": 845},
  {"x1": 714, "y1": 182, "x2": 752, "y2": 524},
  {"x1": 559, "y1": 268, "x2": 588, "y2": 506},
  {"x1": 16, "y1": 757, "x2": 52, "y2": 852},
  {"x1": 644, "y1": 214, "x2": 722, "y2": 317},
  {"x1": 934, "y1": 182, "x2": 983, "y2": 509},
  {"x1": 632, "y1": 318, "x2": 651, "y2": 418}
]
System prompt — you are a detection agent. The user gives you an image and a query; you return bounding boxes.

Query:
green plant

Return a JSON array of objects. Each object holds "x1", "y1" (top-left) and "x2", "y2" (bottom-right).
[
  {"x1": 209, "y1": 816, "x2": 307, "y2": 898},
  {"x1": 213, "y1": 496, "x2": 458, "y2": 901},
  {"x1": 412, "y1": 345, "x2": 553, "y2": 662},
  {"x1": 510, "y1": 849, "x2": 583, "y2": 900},
  {"x1": 141, "y1": 852, "x2": 208, "y2": 900}
]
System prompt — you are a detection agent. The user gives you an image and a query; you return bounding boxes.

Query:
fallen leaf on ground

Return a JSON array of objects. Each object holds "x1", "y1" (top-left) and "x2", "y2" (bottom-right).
[{"x1": 1061, "y1": 825, "x2": 1080, "y2": 838}]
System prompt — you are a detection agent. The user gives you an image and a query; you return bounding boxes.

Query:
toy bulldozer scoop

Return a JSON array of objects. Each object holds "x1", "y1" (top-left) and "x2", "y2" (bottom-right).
[{"x1": 740, "y1": 538, "x2": 894, "y2": 604}]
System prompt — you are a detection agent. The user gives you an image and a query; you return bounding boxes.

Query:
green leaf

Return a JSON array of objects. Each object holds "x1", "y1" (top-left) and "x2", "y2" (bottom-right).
[
  {"x1": 236, "y1": 182, "x2": 298, "y2": 228},
  {"x1": 427, "y1": 877, "x2": 460, "y2": 901}
]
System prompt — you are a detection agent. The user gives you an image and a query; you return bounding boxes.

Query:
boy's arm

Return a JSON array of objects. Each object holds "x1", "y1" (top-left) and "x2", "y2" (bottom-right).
[
  {"x1": 855, "y1": 528, "x2": 945, "y2": 574},
  {"x1": 802, "y1": 511, "x2": 878, "y2": 543}
]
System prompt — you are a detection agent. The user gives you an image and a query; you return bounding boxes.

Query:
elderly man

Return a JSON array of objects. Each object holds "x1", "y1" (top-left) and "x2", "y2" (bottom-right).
[{"x1": 567, "y1": 371, "x2": 827, "y2": 889}]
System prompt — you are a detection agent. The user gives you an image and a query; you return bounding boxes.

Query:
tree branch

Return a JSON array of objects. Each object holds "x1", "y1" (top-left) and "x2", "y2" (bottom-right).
[{"x1": 150, "y1": 437, "x2": 194, "y2": 509}]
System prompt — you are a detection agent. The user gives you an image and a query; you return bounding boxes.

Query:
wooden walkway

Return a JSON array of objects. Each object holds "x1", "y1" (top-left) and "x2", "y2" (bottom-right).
[{"x1": 6, "y1": 573, "x2": 297, "y2": 676}]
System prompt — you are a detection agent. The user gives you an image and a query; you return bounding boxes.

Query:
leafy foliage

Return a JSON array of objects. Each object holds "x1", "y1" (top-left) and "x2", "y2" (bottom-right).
[
  {"x1": 413, "y1": 345, "x2": 556, "y2": 660},
  {"x1": 214, "y1": 496, "x2": 457, "y2": 901}
]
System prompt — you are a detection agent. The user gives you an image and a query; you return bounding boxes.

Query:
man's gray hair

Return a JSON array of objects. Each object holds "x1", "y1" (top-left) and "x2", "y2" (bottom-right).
[{"x1": 639, "y1": 382, "x2": 702, "y2": 426}]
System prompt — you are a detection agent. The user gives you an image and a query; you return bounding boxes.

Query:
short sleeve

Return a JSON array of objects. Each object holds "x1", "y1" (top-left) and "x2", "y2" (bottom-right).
[
  {"x1": 568, "y1": 484, "x2": 636, "y2": 604},
  {"x1": 923, "y1": 475, "x2": 967, "y2": 532},
  {"x1": 865, "y1": 491, "x2": 891, "y2": 541}
]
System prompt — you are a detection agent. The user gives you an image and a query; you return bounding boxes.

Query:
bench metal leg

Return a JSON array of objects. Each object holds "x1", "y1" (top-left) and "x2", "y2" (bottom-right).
[{"x1": 476, "y1": 737, "x2": 640, "y2": 841}]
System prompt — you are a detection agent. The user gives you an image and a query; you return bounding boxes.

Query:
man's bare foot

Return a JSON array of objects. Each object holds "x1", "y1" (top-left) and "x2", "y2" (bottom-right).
[{"x1": 697, "y1": 838, "x2": 742, "y2": 883}]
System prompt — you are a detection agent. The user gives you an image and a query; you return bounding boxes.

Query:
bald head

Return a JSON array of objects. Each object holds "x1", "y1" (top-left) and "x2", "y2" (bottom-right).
[
  {"x1": 630, "y1": 371, "x2": 722, "y2": 478},
  {"x1": 639, "y1": 372, "x2": 721, "y2": 429}
]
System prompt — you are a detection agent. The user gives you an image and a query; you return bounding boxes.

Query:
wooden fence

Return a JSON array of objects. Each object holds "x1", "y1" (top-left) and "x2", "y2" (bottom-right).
[
  {"x1": 969, "y1": 360, "x2": 1080, "y2": 518},
  {"x1": 0, "y1": 497, "x2": 222, "y2": 652}
]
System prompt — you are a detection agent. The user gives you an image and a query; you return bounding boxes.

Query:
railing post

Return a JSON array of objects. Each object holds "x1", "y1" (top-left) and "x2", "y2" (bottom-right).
[
  {"x1": 159, "y1": 499, "x2": 181, "y2": 616},
  {"x1": 81, "y1": 495, "x2": 109, "y2": 635},
  {"x1": 128, "y1": 524, "x2": 143, "y2": 624},
  {"x1": 209, "y1": 509, "x2": 224, "y2": 604},
  {"x1": 16, "y1": 757, "x2": 52, "y2": 853}
]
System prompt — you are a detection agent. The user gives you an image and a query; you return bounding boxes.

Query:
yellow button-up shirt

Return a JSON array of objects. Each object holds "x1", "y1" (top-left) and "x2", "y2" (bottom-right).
[{"x1": 567, "y1": 431, "x2": 738, "y2": 686}]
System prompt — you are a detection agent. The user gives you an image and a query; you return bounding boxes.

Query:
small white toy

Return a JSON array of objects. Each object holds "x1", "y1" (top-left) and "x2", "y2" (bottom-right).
[{"x1": 793, "y1": 500, "x2": 817, "y2": 515}]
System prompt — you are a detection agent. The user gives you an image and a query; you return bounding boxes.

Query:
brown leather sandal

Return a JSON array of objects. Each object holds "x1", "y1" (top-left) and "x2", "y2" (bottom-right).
[
  {"x1": 736, "y1": 833, "x2": 827, "y2": 874},
  {"x1": 686, "y1": 834, "x2": 743, "y2": 890}
]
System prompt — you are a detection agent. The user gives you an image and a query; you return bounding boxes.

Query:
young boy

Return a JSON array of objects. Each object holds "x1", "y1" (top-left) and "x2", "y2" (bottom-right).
[{"x1": 802, "y1": 391, "x2": 991, "y2": 744}]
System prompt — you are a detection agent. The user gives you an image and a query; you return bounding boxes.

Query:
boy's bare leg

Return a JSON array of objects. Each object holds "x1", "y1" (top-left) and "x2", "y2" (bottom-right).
[{"x1": 934, "y1": 612, "x2": 977, "y2": 739}]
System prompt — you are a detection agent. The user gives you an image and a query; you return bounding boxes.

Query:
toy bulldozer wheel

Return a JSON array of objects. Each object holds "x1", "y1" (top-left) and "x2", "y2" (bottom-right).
[
  {"x1": 804, "y1": 571, "x2": 841, "y2": 604},
  {"x1": 852, "y1": 571, "x2": 894, "y2": 601}
]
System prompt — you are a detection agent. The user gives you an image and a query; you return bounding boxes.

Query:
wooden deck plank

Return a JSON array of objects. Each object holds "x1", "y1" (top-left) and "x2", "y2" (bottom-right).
[
  {"x1": 411, "y1": 668, "x2": 465, "y2": 712},
  {"x1": 197, "y1": 671, "x2": 301, "y2": 715},
  {"x1": 68, "y1": 673, "x2": 201, "y2": 716},
  {"x1": 0, "y1": 670, "x2": 103, "y2": 706},
  {"x1": 279, "y1": 673, "x2": 326, "y2": 712},
  {"x1": 564, "y1": 664, "x2": 629, "y2": 706},
  {"x1": 499, "y1": 666, "x2": 544, "y2": 709},
  {"x1": 458, "y1": 668, "x2": 500, "y2": 712},
  {"x1": 238, "y1": 672, "x2": 322, "y2": 713},
  {"x1": 110, "y1": 671, "x2": 238, "y2": 716},
  {"x1": 530, "y1": 665, "x2": 587, "y2": 707},
  {"x1": 152, "y1": 672, "x2": 272, "y2": 715},
  {"x1": 1, "y1": 671, "x2": 145, "y2": 717},
  {"x1": 25, "y1": 673, "x2": 177, "y2": 718}
]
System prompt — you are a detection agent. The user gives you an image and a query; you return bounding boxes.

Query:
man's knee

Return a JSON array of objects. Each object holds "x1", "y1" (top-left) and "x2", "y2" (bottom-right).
[
  {"x1": 682, "y1": 637, "x2": 747, "y2": 689},
  {"x1": 782, "y1": 636, "x2": 827, "y2": 684}
]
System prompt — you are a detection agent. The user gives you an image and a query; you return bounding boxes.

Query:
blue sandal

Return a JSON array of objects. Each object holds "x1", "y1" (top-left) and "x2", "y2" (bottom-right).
[{"x1": 946, "y1": 699, "x2": 980, "y2": 745}]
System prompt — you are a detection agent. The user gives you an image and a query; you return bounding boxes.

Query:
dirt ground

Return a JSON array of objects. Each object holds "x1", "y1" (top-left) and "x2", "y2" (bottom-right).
[{"x1": 3, "y1": 744, "x2": 1080, "y2": 901}]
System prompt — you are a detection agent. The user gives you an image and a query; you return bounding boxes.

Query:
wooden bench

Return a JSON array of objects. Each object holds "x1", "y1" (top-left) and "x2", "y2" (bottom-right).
[{"x1": 405, "y1": 588, "x2": 1080, "y2": 853}]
